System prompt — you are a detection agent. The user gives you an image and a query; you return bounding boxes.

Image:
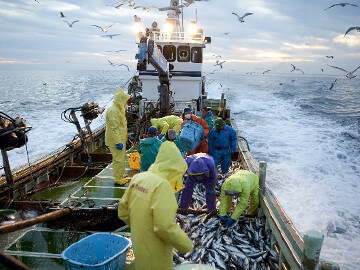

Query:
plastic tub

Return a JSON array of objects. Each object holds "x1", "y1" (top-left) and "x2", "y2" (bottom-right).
[
  {"x1": 180, "y1": 120, "x2": 204, "y2": 152},
  {"x1": 61, "y1": 233, "x2": 131, "y2": 270}
]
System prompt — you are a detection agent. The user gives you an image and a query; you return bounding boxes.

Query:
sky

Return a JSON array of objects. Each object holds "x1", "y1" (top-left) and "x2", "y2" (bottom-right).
[{"x1": 0, "y1": 0, "x2": 359, "y2": 75}]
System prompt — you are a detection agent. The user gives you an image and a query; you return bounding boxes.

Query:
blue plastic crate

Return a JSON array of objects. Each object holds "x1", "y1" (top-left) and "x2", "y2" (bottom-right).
[
  {"x1": 180, "y1": 120, "x2": 204, "y2": 152},
  {"x1": 61, "y1": 233, "x2": 131, "y2": 270}
]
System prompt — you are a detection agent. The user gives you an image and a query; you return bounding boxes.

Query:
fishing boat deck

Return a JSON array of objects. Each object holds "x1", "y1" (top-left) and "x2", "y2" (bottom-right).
[{"x1": 0, "y1": 156, "x2": 138, "y2": 269}]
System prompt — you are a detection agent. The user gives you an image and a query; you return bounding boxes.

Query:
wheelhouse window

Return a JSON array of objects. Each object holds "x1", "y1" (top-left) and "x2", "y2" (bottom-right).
[
  {"x1": 163, "y1": 45, "x2": 176, "y2": 62},
  {"x1": 191, "y1": 47, "x2": 202, "y2": 63},
  {"x1": 177, "y1": 46, "x2": 190, "y2": 62},
  {"x1": 157, "y1": 45, "x2": 162, "y2": 53}
]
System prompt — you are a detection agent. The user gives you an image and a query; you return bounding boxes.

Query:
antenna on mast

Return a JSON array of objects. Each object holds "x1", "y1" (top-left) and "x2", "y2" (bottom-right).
[{"x1": 181, "y1": 0, "x2": 184, "y2": 31}]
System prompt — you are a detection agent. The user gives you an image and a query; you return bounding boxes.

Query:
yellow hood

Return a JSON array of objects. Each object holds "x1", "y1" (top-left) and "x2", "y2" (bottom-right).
[
  {"x1": 113, "y1": 88, "x2": 130, "y2": 112},
  {"x1": 148, "y1": 141, "x2": 187, "y2": 192}
]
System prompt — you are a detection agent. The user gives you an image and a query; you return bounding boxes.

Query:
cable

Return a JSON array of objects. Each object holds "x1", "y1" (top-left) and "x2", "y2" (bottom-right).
[{"x1": 239, "y1": 136, "x2": 250, "y2": 152}]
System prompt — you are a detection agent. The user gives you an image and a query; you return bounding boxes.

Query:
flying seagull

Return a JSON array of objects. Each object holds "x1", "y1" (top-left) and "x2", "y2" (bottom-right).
[
  {"x1": 232, "y1": 12, "x2": 253, "y2": 23},
  {"x1": 263, "y1": 70, "x2": 271, "y2": 74},
  {"x1": 290, "y1": 64, "x2": 304, "y2": 74},
  {"x1": 106, "y1": 49, "x2": 127, "y2": 52},
  {"x1": 92, "y1": 23, "x2": 118, "y2": 33},
  {"x1": 63, "y1": 20, "x2": 79, "y2": 27},
  {"x1": 329, "y1": 79, "x2": 338, "y2": 90},
  {"x1": 326, "y1": 55, "x2": 334, "y2": 59},
  {"x1": 324, "y1": 3, "x2": 358, "y2": 10},
  {"x1": 118, "y1": 64, "x2": 130, "y2": 72},
  {"x1": 213, "y1": 60, "x2": 225, "y2": 69},
  {"x1": 101, "y1": 34, "x2": 121, "y2": 39},
  {"x1": 108, "y1": 60, "x2": 116, "y2": 66},
  {"x1": 134, "y1": 6, "x2": 157, "y2": 12},
  {"x1": 344, "y1": 26, "x2": 360, "y2": 36},
  {"x1": 327, "y1": 64, "x2": 360, "y2": 79},
  {"x1": 60, "y1": 12, "x2": 65, "y2": 18},
  {"x1": 128, "y1": 0, "x2": 135, "y2": 7}
]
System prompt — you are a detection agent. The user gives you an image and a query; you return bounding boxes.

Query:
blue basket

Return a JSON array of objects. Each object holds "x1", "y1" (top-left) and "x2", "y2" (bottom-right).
[
  {"x1": 180, "y1": 120, "x2": 204, "y2": 152},
  {"x1": 61, "y1": 233, "x2": 131, "y2": 270}
]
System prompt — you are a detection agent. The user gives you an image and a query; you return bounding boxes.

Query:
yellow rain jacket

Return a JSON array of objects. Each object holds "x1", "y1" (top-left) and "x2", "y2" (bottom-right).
[
  {"x1": 105, "y1": 89, "x2": 130, "y2": 181},
  {"x1": 118, "y1": 141, "x2": 192, "y2": 270},
  {"x1": 219, "y1": 170, "x2": 259, "y2": 220},
  {"x1": 150, "y1": 115, "x2": 183, "y2": 135}
]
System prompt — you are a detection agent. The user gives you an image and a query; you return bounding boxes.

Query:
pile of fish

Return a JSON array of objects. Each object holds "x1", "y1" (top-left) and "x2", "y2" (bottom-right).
[{"x1": 174, "y1": 166, "x2": 279, "y2": 269}]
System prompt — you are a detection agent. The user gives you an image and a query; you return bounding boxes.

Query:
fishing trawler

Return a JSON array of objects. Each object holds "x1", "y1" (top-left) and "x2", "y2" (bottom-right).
[{"x1": 0, "y1": 1, "x2": 340, "y2": 269}]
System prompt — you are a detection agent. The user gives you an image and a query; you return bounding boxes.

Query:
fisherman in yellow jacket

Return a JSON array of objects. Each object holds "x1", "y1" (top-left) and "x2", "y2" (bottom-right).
[
  {"x1": 105, "y1": 88, "x2": 130, "y2": 185},
  {"x1": 150, "y1": 115, "x2": 183, "y2": 136},
  {"x1": 219, "y1": 170, "x2": 259, "y2": 226},
  {"x1": 118, "y1": 141, "x2": 193, "y2": 269}
]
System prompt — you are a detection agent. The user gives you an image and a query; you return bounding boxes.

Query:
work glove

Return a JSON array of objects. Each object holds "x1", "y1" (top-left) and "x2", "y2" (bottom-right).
[
  {"x1": 200, "y1": 134, "x2": 205, "y2": 140},
  {"x1": 225, "y1": 217, "x2": 235, "y2": 227},
  {"x1": 206, "y1": 189, "x2": 216, "y2": 196},
  {"x1": 220, "y1": 216, "x2": 228, "y2": 225},
  {"x1": 116, "y1": 143, "x2": 123, "y2": 150}
]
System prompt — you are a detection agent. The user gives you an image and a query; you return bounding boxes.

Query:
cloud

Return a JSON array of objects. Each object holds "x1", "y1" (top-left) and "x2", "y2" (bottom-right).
[
  {"x1": 282, "y1": 42, "x2": 330, "y2": 50},
  {"x1": 333, "y1": 34, "x2": 360, "y2": 47},
  {"x1": 0, "y1": 57, "x2": 44, "y2": 64}
]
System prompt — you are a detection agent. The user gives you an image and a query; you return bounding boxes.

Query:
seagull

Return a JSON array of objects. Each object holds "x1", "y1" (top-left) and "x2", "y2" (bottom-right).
[
  {"x1": 344, "y1": 26, "x2": 360, "y2": 36},
  {"x1": 92, "y1": 23, "x2": 118, "y2": 33},
  {"x1": 212, "y1": 54, "x2": 221, "y2": 58},
  {"x1": 128, "y1": 0, "x2": 135, "y2": 7},
  {"x1": 290, "y1": 64, "x2": 304, "y2": 74},
  {"x1": 326, "y1": 55, "x2": 334, "y2": 59},
  {"x1": 232, "y1": 12, "x2": 253, "y2": 23},
  {"x1": 329, "y1": 79, "x2": 338, "y2": 90},
  {"x1": 101, "y1": 34, "x2": 121, "y2": 39},
  {"x1": 108, "y1": 60, "x2": 116, "y2": 66},
  {"x1": 327, "y1": 64, "x2": 360, "y2": 79},
  {"x1": 134, "y1": 6, "x2": 157, "y2": 12},
  {"x1": 60, "y1": 12, "x2": 65, "y2": 18},
  {"x1": 222, "y1": 32, "x2": 229, "y2": 35},
  {"x1": 246, "y1": 72, "x2": 255, "y2": 75},
  {"x1": 63, "y1": 20, "x2": 79, "y2": 27},
  {"x1": 106, "y1": 49, "x2": 127, "y2": 52},
  {"x1": 118, "y1": 63, "x2": 130, "y2": 72},
  {"x1": 263, "y1": 70, "x2": 271, "y2": 74},
  {"x1": 134, "y1": 15, "x2": 141, "y2": 23},
  {"x1": 321, "y1": 68, "x2": 324, "y2": 72},
  {"x1": 213, "y1": 60, "x2": 225, "y2": 69},
  {"x1": 324, "y1": 3, "x2": 358, "y2": 10}
]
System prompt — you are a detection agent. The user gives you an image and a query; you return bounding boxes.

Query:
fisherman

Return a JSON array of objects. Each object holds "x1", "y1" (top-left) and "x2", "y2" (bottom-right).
[
  {"x1": 105, "y1": 88, "x2": 131, "y2": 185},
  {"x1": 150, "y1": 115, "x2": 183, "y2": 136},
  {"x1": 219, "y1": 170, "x2": 259, "y2": 226},
  {"x1": 179, "y1": 153, "x2": 218, "y2": 211},
  {"x1": 208, "y1": 118, "x2": 237, "y2": 174},
  {"x1": 138, "y1": 126, "x2": 162, "y2": 172},
  {"x1": 181, "y1": 107, "x2": 209, "y2": 154},
  {"x1": 160, "y1": 128, "x2": 183, "y2": 153},
  {"x1": 118, "y1": 141, "x2": 193, "y2": 269},
  {"x1": 201, "y1": 106, "x2": 215, "y2": 130}
]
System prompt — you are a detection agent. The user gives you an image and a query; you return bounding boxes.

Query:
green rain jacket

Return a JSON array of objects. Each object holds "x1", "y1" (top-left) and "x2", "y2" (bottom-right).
[
  {"x1": 219, "y1": 170, "x2": 259, "y2": 220},
  {"x1": 105, "y1": 89, "x2": 130, "y2": 147},
  {"x1": 138, "y1": 136, "x2": 162, "y2": 172},
  {"x1": 150, "y1": 115, "x2": 183, "y2": 135},
  {"x1": 118, "y1": 141, "x2": 192, "y2": 270}
]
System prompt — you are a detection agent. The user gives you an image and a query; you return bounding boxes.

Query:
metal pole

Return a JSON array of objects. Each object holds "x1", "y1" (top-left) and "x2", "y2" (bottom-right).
[
  {"x1": 1, "y1": 149, "x2": 14, "y2": 199},
  {"x1": 301, "y1": 230, "x2": 324, "y2": 270}
]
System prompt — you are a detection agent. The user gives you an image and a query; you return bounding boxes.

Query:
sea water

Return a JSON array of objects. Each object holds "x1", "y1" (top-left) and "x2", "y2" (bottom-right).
[{"x1": 1, "y1": 70, "x2": 359, "y2": 270}]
